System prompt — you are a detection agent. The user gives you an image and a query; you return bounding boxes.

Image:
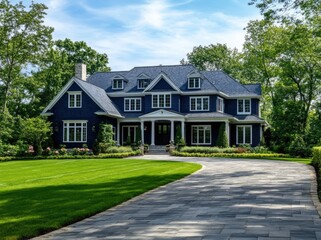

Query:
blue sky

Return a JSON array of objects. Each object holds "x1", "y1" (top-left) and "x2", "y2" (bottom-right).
[{"x1": 19, "y1": 0, "x2": 261, "y2": 70}]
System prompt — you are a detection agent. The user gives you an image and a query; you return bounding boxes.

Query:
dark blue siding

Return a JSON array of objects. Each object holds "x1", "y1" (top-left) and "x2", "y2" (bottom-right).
[
  {"x1": 149, "y1": 78, "x2": 175, "y2": 91},
  {"x1": 50, "y1": 82, "x2": 117, "y2": 148},
  {"x1": 225, "y1": 99, "x2": 237, "y2": 115},
  {"x1": 251, "y1": 99, "x2": 259, "y2": 116}
]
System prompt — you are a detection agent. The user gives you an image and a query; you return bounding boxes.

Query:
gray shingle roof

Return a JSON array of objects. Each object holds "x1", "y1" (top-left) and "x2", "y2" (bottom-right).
[
  {"x1": 75, "y1": 78, "x2": 122, "y2": 117},
  {"x1": 185, "y1": 112, "x2": 234, "y2": 119},
  {"x1": 86, "y1": 64, "x2": 261, "y2": 97}
]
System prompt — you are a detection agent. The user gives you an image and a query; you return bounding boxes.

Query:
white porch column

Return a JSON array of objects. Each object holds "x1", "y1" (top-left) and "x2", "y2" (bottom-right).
[
  {"x1": 225, "y1": 121, "x2": 230, "y2": 146},
  {"x1": 117, "y1": 119, "x2": 120, "y2": 146},
  {"x1": 140, "y1": 121, "x2": 144, "y2": 145},
  {"x1": 181, "y1": 120, "x2": 185, "y2": 140},
  {"x1": 151, "y1": 120, "x2": 155, "y2": 146},
  {"x1": 170, "y1": 120, "x2": 174, "y2": 142}
]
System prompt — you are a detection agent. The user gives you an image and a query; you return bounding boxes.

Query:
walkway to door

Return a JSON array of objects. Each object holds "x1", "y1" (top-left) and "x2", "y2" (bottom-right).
[{"x1": 35, "y1": 156, "x2": 321, "y2": 239}]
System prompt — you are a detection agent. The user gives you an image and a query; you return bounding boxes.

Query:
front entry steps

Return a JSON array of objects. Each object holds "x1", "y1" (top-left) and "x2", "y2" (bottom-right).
[{"x1": 146, "y1": 145, "x2": 168, "y2": 155}]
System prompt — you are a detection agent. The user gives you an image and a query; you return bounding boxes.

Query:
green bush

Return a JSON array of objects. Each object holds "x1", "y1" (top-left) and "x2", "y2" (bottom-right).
[
  {"x1": 100, "y1": 145, "x2": 133, "y2": 154},
  {"x1": 216, "y1": 124, "x2": 228, "y2": 148},
  {"x1": 179, "y1": 146, "x2": 238, "y2": 154},
  {"x1": 312, "y1": 147, "x2": 321, "y2": 200},
  {"x1": 249, "y1": 146, "x2": 271, "y2": 154},
  {"x1": 0, "y1": 149, "x2": 141, "y2": 162},
  {"x1": 288, "y1": 135, "x2": 311, "y2": 157},
  {"x1": 172, "y1": 150, "x2": 286, "y2": 158}
]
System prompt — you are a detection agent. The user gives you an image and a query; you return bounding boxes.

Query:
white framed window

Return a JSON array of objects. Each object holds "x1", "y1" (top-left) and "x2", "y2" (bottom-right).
[
  {"x1": 190, "y1": 96, "x2": 209, "y2": 111},
  {"x1": 68, "y1": 91, "x2": 82, "y2": 108},
  {"x1": 137, "y1": 79, "x2": 150, "y2": 89},
  {"x1": 122, "y1": 126, "x2": 138, "y2": 144},
  {"x1": 188, "y1": 77, "x2": 201, "y2": 89},
  {"x1": 112, "y1": 78, "x2": 123, "y2": 89},
  {"x1": 63, "y1": 120, "x2": 87, "y2": 142},
  {"x1": 124, "y1": 98, "x2": 141, "y2": 111},
  {"x1": 192, "y1": 125, "x2": 211, "y2": 145},
  {"x1": 152, "y1": 94, "x2": 171, "y2": 108},
  {"x1": 237, "y1": 99, "x2": 251, "y2": 114},
  {"x1": 236, "y1": 125, "x2": 252, "y2": 145},
  {"x1": 217, "y1": 97, "x2": 224, "y2": 113}
]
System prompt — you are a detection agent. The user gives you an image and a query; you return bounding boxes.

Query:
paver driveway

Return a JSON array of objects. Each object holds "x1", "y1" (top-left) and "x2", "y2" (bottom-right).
[{"x1": 35, "y1": 156, "x2": 321, "y2": 240}]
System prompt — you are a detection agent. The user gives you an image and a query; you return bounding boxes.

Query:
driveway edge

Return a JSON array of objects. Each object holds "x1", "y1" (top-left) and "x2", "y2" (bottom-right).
[{"x1": 308, "y1": 164, "x2": 321, "y2": 218}]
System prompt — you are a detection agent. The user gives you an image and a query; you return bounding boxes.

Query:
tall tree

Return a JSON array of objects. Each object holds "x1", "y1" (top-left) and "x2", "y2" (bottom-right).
[
  {"x1": 181, "y1": 43, "x2": 243, "y2": 80},
  {"x1": 0, "y1": 0, "x2": 53, "y2": 114}
]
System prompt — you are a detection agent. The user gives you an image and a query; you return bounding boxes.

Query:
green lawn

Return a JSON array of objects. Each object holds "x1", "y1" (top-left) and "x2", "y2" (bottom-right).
[{"x1": 0, "y1": 159, "x2": 201, "y2": 240}]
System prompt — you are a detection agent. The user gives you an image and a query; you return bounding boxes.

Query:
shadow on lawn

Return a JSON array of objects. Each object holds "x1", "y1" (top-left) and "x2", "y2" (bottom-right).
[{"x1": 0, "y1": 173, "x2": 188, "y2": 240}]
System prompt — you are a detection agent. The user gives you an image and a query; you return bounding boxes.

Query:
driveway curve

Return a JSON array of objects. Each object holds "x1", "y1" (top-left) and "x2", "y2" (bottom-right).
[{"x1": 35, "y1": 156, "x2": 321, "y2": 240}]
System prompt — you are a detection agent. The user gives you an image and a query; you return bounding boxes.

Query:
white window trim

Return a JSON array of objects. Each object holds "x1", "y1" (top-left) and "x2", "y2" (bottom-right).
[
  {"x1": 137, "y1": 79, "x2": 150, "y2": 89},
  {"x1": 190, "y1": 96, "x2": 209, "y2": 111},
  {"x1": 122, "y1": 125, "x2": 138, "y2": 144},
  {"x1": 191, "y1": 125, "x2": 212, "y2": 145},
  {"x1": 152, "y1": 94, "x2": 171, "y2": 108},
  {"x1": 68, "y1": 91, "x2": 82, "y2": 108},
  {"x1": 188, "y1": 77, "x2": 201, "y2": 89},
  {"x1": 237, "y1": 99, "x2": 251, "y2": 115},
  {"x1": 236, "y1": 125, "x2": 252, "y2": 145},
  {"x1": 112, "y1": 78, "x2": 124, "y2": 90},
  {"x1": 217, "y1": 97, "x2": 224, "y2": 113},
  {"x1": 63, "y1": 120, "x2": 88, "y2": 143},
  {"x1": 124, "y1": 98, "x2": 141, "y2": 112}
]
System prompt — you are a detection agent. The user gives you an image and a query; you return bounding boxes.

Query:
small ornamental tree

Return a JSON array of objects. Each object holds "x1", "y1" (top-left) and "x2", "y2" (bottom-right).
[
  {"x1": 20, "y1": 117, "x2": 52, "y2": 155},
  {"x1": 216, "y1": 124, "x2": 228, "y2": 148},
  {"x1": 97, "y1": 123, "x2": 115, "y2": 146},
  {"x1": 135, "y1": 127, "x2": 141, "y2": 144},
  {"x1": 175, "y1": 124, "x2": 182, "y2": 144}
]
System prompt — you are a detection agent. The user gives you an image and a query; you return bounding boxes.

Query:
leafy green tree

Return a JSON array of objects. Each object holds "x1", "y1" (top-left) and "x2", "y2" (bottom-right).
[
  {"x1": 181, "y1": 43, "x2": 243, "y2": 80},
  {"x1": 20, "y1": 117, "x2": 52, "y2": 155},
  {"x1": 0, "y1": 0, "x2": 53, "y2": 114}
]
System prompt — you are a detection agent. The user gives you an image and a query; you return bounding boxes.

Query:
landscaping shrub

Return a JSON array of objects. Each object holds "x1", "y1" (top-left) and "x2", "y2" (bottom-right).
[
  {"x1": 172, "y1": 150, "x2": 286, "y2": 158},
  {"x1": 312, "y1": 147, "x2": 321, "y2": 200},
  {"x1": 288, "y1": 135, "x2": 311, "y2": 157},
  {"x1": 100, "y1": 145, "x2": 133, "y2": 154},
  {"x1": 216, "y1": 124, "x2": 228, "y2": 148},
  {"x1": 179, "y1": 146, "x2": 238, "y2": 154}
]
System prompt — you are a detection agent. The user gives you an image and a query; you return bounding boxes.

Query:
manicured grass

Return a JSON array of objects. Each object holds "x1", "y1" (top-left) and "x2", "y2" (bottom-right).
[
  {"x1": 264, "y1": 157, "x2": 312, "y2": 165},
  {"x1": 0, "y1": 159, "x2": 201, "y2": 240}
]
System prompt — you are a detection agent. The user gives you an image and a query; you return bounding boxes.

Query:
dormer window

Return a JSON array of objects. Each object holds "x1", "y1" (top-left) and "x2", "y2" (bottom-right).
[
  {"x1": 137, "y1": 79, "x2": 150, "y2": 89},
  {"x1": 112, "y1": 76, "x2": 124, "y2": 90},
  {"x1": 188, "y1": 77, "x2": 201, "y2": 89}
]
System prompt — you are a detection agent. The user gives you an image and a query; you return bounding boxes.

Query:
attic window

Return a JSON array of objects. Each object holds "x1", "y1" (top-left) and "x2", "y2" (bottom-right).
[
  {"x1": 188, "y1": 77, "x2": 201, "y2": 89},
  {"x1": 137, "y1": 79, "x2": 150, "y2": 89},
  {"x1": 112, "y1": 78, "x2": 123, "y2": 89}
]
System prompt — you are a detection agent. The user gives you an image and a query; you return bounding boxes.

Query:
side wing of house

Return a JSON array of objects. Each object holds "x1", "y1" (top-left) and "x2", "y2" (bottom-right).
[{"x1": 41, "y1": 77, "x2": 121, "y2": 148}]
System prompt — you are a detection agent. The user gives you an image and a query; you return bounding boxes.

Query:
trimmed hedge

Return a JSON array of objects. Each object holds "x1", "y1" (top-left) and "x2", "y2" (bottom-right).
[
  {"x1": 0, "y1": 149, "x2": 141, "y2": 162},
  {"x1": 179, "y1": 146, "x2": 238, "y2": 154},
  {"x1": 312, "y1": 147, "x2": 321, "y2": 200},
  {"x1": 172, "y1": 150, "x2": 287, "y2": 158},
  {"x1": 100, "y1": 145, "x2": 133, "y2": 153}
]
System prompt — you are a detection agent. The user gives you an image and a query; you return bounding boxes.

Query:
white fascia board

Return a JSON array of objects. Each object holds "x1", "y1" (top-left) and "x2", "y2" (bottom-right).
[
  {"x1": 40, "y1": 112, "x2": 54, "y2": 116},
  {"x1": 143, "y1": 73, "x2": 181, "y2": 93},
  {"x1": 94, "y1": 111, "x2": 124, "y2": 118},
  {"x1": 107, "y1": 92, "x2": 144, "y2": 97},
  {"x1": 41, "y1": 78, "x2": 75, "y2": 114}
]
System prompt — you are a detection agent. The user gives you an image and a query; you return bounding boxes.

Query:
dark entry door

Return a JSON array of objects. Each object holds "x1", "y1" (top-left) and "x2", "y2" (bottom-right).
[{"x1": 155, "y1": 123, "x2": 170, "y2": 145}]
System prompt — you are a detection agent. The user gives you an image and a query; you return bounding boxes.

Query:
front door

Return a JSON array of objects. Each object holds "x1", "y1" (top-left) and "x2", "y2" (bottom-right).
[{"x1": 155, "y1": 123, "x2": 170, "y2": 145}]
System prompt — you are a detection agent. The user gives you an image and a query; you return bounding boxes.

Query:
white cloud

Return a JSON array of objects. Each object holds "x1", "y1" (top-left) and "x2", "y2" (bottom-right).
[{"x1": 26, "y1": 0, "x2": 260, "y2": 70}]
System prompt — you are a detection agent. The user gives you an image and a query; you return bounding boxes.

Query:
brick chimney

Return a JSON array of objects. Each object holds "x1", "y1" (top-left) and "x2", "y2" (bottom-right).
[{"x1": 75, "y1": 61, "x2": 86, "y2": 81}]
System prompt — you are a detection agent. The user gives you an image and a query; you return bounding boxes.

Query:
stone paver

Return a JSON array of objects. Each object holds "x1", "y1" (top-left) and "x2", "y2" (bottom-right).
[{"x1": 34, "y1": 156, "x2": 321, "y2": 240}]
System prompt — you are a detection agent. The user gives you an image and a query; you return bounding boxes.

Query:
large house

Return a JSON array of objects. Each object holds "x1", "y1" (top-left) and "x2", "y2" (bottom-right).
[{"x1": 41, "y1": 63, "x2": 266, "y2": 148}]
